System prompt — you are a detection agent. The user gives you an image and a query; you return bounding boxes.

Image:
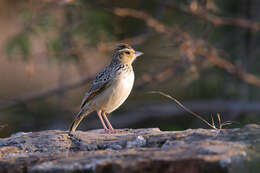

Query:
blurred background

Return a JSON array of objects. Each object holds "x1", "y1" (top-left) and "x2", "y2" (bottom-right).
[{"x1": 0, "y1": 0, "x2": 260, "y2": 137}]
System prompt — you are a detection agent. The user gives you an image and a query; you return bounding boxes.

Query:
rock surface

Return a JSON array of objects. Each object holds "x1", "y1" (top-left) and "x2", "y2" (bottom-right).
[{"x1": 0, "y1": 125, "x2": 260, "y2": 173}]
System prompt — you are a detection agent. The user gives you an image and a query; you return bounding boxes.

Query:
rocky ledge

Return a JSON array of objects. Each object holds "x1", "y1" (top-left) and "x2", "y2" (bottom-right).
[{"x1": 0, "y1": 124, "x2": 260, "y2": 173}]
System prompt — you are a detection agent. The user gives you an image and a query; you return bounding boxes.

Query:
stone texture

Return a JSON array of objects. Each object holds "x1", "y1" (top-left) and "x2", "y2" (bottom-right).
[{"x1": 0, "y1": 125, "x2": 260, "y2": 173}]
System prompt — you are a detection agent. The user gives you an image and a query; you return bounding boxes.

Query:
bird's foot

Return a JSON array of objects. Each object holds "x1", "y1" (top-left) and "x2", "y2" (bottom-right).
[{"x1": 102, "y1": 129, "x2": 124, "y2": 134}]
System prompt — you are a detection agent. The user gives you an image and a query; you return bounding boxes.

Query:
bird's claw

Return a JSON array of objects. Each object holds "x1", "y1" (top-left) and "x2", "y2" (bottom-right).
[{"x1": 101, "y1": 129, "x2": 124, "y2": 134}]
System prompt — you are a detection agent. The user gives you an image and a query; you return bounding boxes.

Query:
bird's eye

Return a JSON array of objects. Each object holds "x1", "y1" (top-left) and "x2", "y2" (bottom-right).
[{"x1": 125, "y1": 51, "x2": 130, "y2": 55}]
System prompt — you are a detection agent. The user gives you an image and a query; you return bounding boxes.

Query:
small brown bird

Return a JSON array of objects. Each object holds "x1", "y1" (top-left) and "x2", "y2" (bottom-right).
[{"x1": 69, "y1": 43, "x2": 143, "y2": 133}]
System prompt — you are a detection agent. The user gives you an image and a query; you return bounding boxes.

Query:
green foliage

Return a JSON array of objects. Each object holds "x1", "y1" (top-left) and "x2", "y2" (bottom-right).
[
  {"x1": 46, "y1": 36, "x2": 63, "y2": 59},
  {"x1": 2, "y1": 0, "x2": 260, "y2": 138},
  {"x1": 5, "y1": 7, "x2": 57, "y2": 61},
  {"x1": 71, "y1": 7, "x2": 115, "y2": 46},
  {"x1": 6, "y1": 34, "x2": 31, "y2": 61}
]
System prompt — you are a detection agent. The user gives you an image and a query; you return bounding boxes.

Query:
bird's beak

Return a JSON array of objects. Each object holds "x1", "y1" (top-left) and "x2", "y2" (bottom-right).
[{"x1": 134, "y1": 51, "x2": 143, "y2": 59}]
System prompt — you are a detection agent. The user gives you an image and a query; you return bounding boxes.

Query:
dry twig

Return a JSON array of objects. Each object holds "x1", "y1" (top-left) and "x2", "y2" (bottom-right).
[
  {"x1": 165, "y1": 2, "x2": 260, "y2": 32},
  {"x1": 114, "y1": 8, "x2": 260, "y2": 88},
  {"x1": 2, "y1": 7, "x2": 260, "y2": 111},
  {"x1": 150, "y1": 91, "x2": 236, "y2": 129}
]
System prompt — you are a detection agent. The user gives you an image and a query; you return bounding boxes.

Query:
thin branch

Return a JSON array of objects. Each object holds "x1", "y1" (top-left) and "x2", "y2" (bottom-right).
[
  {"x1": 0, "y1": 65, "x2": 171, "y2": 111},
  {"x1": 0, "y1": 76, "x2": 93, "y2": 111},
  {"x1": 197, "y1": 48, "x2": 260, "y2": 87},
  {"x1": 164, "y1": 2, "x2": 260, "y2": 32},
  {"x1": 97, "y1": 33, "x2": 149, "y2": 52},
  {"x1": 114, "y1": 8, "x2": 172, "y2": 34},
  {"x1": 0, "y1": 33, "x2": 149, "y2": 111},
  {"x1": 113, "y1": 8, "x2": 260, "y2": 88},
  {"x1": 3, "y1": 8, "x2": 260, "y2": 111},
  {"x1": 135, "y1": 62, "x2": 179, "y2": 89}
]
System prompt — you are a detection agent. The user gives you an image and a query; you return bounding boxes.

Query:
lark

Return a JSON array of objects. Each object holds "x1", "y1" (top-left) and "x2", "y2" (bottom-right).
[{"x1": 69, "y1": 43, "x2": 143, "y2": 133}]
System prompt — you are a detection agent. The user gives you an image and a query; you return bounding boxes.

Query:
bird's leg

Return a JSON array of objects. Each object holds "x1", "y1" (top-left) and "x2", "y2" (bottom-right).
[
  {"x1": 102, "y1": 111, "x2": 124, "y2": 133},
  {"x1": 97, "y1": 110, "x2": 109, "y2": 133},
  {"x1": 102, "y1": 111, "x2": 114, "y2": 133}
]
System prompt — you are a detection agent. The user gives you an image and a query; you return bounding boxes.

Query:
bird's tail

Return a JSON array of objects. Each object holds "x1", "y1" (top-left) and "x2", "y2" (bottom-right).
[{"x1": 69, "y1": 108, "x2": 92, "y2": 133}]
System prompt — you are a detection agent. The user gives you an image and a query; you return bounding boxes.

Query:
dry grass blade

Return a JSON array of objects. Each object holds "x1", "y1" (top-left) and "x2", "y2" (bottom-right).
[
  {"x1": 149, "y1": 91, "x2": 237, "y2": 130},
  {"x1": 211, "y1": 114, "x2": 216, "y2": 129},
  {"x1": 149, "y1": 91, "x2": 218, "y2": 129},
  {"x1": 221, "y1": 121, "x2": 239, "y2": 127},
  {"x1": 217, "y1": 113, "x2": 222, "y2": 129}
]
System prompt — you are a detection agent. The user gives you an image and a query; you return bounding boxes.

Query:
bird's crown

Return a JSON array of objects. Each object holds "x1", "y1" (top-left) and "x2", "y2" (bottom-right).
[
  {"x1": 111, "y1": 43, "x2": 143, "y2": 65},
  {"x1": 114, "y1": 43, "x2": 133, "y2": 52}
]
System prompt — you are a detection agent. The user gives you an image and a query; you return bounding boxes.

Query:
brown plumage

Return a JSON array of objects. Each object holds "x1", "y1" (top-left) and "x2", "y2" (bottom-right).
[{"x1": 69, "y1": 43, "x2": 143, "y2": 133}]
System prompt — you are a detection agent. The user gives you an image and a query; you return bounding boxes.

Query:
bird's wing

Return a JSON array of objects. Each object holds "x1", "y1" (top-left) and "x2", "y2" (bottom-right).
[{"x1": 80, "y1": 68, "x2": 113, "y2": 109}]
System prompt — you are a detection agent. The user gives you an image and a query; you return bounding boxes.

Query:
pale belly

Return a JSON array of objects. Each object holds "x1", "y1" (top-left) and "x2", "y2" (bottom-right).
[{"x1": 93, "y1": 72, "x2": 134, "y2": 113}]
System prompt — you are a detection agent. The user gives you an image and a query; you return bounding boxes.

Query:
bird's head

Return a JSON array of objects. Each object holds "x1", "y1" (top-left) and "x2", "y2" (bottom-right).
[{"x1": 111, "y1": 43, "x2": 143, "y2": 65}]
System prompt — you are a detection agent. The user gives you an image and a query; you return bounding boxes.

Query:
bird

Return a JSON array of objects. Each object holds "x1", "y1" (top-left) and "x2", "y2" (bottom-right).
[{"x1": 69, "y1": 43, "x2": 143, "y2": 133}]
